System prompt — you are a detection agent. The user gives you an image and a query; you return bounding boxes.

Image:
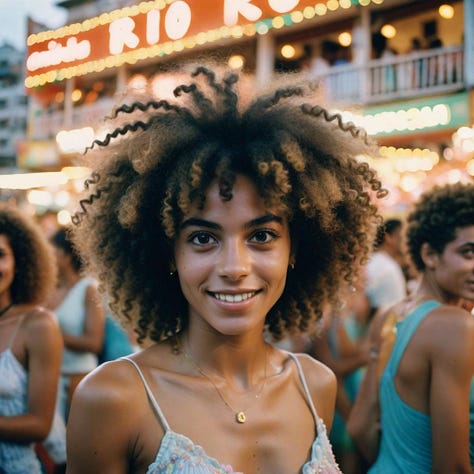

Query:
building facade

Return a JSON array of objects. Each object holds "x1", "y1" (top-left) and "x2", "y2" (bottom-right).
[
  {"x1": 0, "y1": 43, "x2": 28, "y2": 170},
  {"x1": 12, "y1": 0, "x2": 474, "y2": 214}
]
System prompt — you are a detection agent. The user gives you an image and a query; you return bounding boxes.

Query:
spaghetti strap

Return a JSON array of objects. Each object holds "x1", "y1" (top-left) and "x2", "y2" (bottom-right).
[
  {"x1": 7, "y1": 316, "x2": 25, "y2": 349},
  {"x1": 287, "y1": 352, "x2": 324, "y2": 431},
  {"x1": 121, "y1": 357, "x2": 171, "y2": 432}
]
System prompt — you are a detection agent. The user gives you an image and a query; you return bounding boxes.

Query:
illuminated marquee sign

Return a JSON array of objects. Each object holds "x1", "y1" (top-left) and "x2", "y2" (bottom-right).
[
  {"x1": 341, "y1": 92, "x2": 470, "y2": 137},
  {"x1": 26, "y1": 0, "x2": 337, "y2": 88}
]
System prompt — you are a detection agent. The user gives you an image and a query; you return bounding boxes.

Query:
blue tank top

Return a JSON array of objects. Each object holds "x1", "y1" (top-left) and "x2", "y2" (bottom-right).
[
  {"x1": 369, "y1": 300, "x2": 440, "y2": 474},
  {"x1": 0, "y1": 317, "x2": 42, "y2": 474},
  {"x1": 123, "y1": 352, "x2": 342, "y2": 473}
]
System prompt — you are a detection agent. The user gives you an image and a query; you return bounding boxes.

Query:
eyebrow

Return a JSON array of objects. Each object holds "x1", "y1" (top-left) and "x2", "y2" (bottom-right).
[{"x1": 180, "y1": 214, "x2": 283, "y2": 231}]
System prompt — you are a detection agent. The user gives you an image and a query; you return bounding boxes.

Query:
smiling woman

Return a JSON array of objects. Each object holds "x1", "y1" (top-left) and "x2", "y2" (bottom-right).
[
  {"x1": 66, "y1": 65, "x2": 385, "y2": 474},
  {"x1": 0, "y1": 203, "x2": 64, "y2": 474}
]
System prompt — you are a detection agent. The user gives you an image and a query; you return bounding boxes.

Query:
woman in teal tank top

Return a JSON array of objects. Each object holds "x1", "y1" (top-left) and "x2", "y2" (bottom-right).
[
  {"x1": 65, "y1": 65, "x2": 388, "y2": 473},
  {"x1": 348, "y1": 182, "x2": 474, "y2": 473}
]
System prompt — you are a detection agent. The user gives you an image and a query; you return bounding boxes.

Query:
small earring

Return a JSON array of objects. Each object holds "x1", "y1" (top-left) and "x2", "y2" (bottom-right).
[
  {"x1": 169, "y1": 270, "x2": 175, "y2": 276},
  {"x1": 290, "y1": 263, "x2": 295, "y2": 270}
]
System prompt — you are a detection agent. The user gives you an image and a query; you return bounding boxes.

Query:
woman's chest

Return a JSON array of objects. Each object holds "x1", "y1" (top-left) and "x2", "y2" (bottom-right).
[{"x1": 132, "y1": 393, "x2": 316, "y2": 474}]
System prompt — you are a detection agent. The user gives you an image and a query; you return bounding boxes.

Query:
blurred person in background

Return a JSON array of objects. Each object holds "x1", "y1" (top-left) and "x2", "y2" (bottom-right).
[
  {"x1": 348, "y1": 182, "x2": 474, "y2": 473},
  {"x1": 0, "y1": 204, "x2": 64, "y2": 474},
  {"x1": 48, "y1": 227, "x2": 105, "y2": 422},
  {"x1": 365, "y1": 218, "x2": 407, "y2": 321},
  {"x1": 310, "y1": 276, "x2": 370, "y2": 474},
  {"x1": 97, "y1": 309, "x2": 137, "y2": 365}
]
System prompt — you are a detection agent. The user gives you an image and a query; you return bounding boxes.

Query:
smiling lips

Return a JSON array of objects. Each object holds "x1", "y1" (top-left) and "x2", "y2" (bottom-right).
[{"x1": 209, "y1": 291, "x2": 258, "y2": 303}]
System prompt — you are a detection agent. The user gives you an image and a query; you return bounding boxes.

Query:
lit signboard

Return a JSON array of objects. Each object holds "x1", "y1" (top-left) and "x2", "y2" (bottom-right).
[
  {"x1": 341, "y1": 92, "x2": 470, "y2": 137},
  {"x1": 26, "y1": 0, "x2": 335, "y2": 88}
]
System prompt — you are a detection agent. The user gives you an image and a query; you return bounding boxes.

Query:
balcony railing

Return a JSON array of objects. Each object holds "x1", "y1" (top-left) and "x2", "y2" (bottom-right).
[
  {"x1": 31, "y1": 98, "x2": 116, "y2": 141},
  {"x1": 314, "y1": 45, "x2": 464, "y2": 106},
  {"x1": 29, "y1": 45, "x2": 466, "y2": 141}
]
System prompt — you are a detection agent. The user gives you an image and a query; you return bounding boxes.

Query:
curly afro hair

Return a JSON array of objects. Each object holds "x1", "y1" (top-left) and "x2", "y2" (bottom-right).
[
  {"x1": 406, "y1": 182, "x2": 474, "y2": 272},
  {"x1": 0, "y1": 203, "x2": 57, "y2": 304},
  {"x1": 71, "y1": 66, "x2": 386, "y2": 343}
]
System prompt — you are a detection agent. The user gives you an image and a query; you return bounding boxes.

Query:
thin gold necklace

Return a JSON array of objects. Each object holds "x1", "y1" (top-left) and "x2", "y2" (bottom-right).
[{"x1": 180, "y1": 339, "x2": 268, "y2": 424}]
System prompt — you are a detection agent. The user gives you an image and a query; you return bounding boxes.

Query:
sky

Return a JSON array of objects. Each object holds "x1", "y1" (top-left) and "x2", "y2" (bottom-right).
[{"x1": 1, "y1": 0, "x2": 67, "y2": 51}]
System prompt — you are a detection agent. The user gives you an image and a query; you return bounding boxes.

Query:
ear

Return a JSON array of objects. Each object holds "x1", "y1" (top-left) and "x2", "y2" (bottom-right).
[
  {"x1": 289, "y1": 251, "x2": 296, "y2": 267},
  {"x1": 420, "y1": 242, "x2": 439, "y2": 270}
]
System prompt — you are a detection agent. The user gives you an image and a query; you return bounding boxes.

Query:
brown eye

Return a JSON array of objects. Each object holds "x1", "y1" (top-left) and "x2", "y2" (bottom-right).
[
  {"x1": 189, "y1": 232, "x2": 216, "y2": 246},
  {"x1": 250, "y1": 230, "x2": 278, "y2": 244}
]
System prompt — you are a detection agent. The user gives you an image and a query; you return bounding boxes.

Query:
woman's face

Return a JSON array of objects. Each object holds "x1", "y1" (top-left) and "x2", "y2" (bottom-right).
[
  {"x1": 0, "y1": 234, "x2": 15, "y2": 297},
  {"x1": 174, "y1": 175, "x2": 292, "y2": 336},
  {"x1": 431, "y1": 225, "x2": 474, "y2": 304}
]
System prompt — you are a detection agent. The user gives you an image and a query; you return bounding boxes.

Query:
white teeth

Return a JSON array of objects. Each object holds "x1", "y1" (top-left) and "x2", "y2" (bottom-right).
[{"x1": 213, "y1": 292, "x2": 255, "y2": 303}]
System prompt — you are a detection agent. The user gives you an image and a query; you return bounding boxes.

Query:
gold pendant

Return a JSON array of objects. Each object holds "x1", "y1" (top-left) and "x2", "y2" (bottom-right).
[{"x1": 236, "y1": 411, "x2": 246, "y2": 423}]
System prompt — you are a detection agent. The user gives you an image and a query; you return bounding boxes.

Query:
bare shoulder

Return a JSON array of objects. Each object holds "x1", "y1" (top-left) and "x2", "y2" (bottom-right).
[
  {"x1": 20, "y1": 305, "x2": 61, "y2": 337},
  {"x1": 291, "y1": 352, "x2": 337, "y2": 387},
  {"x1": 423, "y1": 305, "x2": 474, "y2": 353},
  {"x1": 69, "y1": 359, "x2": 152, "y2": 443},
  {"x1": 288, "y1": 352, "x2": 337, "y2": 426},
  {"x1": 67, "y1": 357, "x2": 158, "y2": 472},
  {"x1": 21, "y1": 304, "x2": 57, "y2": 324},
  {"x1": 74, "y1": 358, "x2": 145, "y2": 410},
  {"x1": 85, "y1": 280, "x2": 102, "y2": 297}
]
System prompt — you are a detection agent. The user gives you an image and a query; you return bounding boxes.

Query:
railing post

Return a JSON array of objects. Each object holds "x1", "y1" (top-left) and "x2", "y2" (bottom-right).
[
  {"x1": 353, "y1": 7, "x2": 371, "y2": 103},
  {"x1": 255, "y1": 33, "x2": 275, "y2": 90},
  {"x1": 464, "y1": 0, "x2": 474, "y2": 88}
]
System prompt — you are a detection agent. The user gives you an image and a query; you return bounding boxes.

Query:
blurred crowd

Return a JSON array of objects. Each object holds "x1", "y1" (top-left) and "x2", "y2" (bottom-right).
[{"x1": 0, "y1": 207, "x2": 138, "y2": 474}]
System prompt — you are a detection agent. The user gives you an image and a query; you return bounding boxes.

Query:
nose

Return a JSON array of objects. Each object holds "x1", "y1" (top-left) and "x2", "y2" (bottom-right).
[{"x1": 217, "y1": 239, "x2": 251, "y2": 281}]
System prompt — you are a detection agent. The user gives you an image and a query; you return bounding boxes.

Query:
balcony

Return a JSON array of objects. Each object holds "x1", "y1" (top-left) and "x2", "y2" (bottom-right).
[
  {"x1": 30, "y1": 45, "x2": 466, "y2": 141},
  {"x1": 312, "y1": 45, "x2": 465, "y2": 106},
  {"x1": 31, "y1": 97, "x2": 116, "y2": 141}
]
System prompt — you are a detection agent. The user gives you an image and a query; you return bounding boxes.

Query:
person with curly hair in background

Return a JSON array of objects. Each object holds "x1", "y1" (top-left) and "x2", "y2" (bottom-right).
[
  {"x1": 48, "y1": 227, "x2": 105, "y2": 423},
  {"x1": 0, "y1": 204, "x2": 64, "y2": 474},
  {"x1": 348, "y1": 182, "x2": 474, "y2": 473},
  {"x1": 66, "y1": 66, "x2": 386, "y2": 474}
]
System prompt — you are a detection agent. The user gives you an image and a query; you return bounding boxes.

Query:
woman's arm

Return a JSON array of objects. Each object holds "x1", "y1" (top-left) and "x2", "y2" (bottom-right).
[
  {"x1": 429, "y1": 309, "x2": 474, "y2": 473},
  {"x1": 310, "y1": 318, "x2": 367, "y2": 379},
  {"x1": 62, "y1": 283, "x2": 105, "y2": 353},
  {"x1": 66, "y1": 362, "x2": 141, "y2": 474},
  {"x1": 0, "y1": 308, "x2": 63, "y2": 442},
  {"x1": 346, "y1": 309, "x2": 388, "y2": 464}
]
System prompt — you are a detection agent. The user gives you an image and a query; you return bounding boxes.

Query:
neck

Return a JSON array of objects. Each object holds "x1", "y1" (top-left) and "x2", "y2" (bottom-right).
[
  {"x1": 60, "y1": 271, "x2": 81, "y2": 288},
  {"x1": 181, "y1": 332, "x2": 269, "y2": 391},
  {"x1": 380, "y1": 245, "x2": 398, "y2": 260},
  {"x1": 411, "y1": 273, "x2": 456, "y2": 306}
]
